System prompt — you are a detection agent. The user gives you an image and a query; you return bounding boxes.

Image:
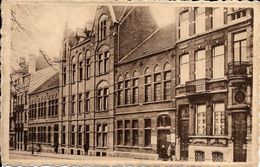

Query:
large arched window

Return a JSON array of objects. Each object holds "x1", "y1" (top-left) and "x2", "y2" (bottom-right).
[
  {"x1": 78, "y1": 53, "x2": 84, "y2": 81},
  {"x1": 99, "y1": 15, "x2": 108, "y2": 40},
  {"x1": 144, "y1": 67, "x2": 152, "y2": 102},
  {"x1": 124, "y1": 73, "x2": 131, "y2": 104},
  {"x1": 154, "y1": 65, "x2": 162, "y2": 101},
  {"x1": 97, "y1": 45, "x2": 109, "y2": 75},
  {"x1": 97, "y1": 81, "x2": 109, "y2": 111},
  {"x1": 117, "y1": 75, "x2": 124, "y2": 106},
  {"x1": 163, "y1": 63, "x2": 171, "y2": 100},
  {"x1": 71, "y1": 56, "x2": 77, "y2": 83},
  {"x1": 85, "y1": 50, "x2": 91, "y2": 79}
]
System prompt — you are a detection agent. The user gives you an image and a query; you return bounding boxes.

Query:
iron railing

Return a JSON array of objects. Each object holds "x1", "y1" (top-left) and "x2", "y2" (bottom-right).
[
  {"x1": 185, "y1": 78, "x2": 210, "y2": 94},
  {"x1": 227, "y1": 61, "x2": 249, "y2": 77}
]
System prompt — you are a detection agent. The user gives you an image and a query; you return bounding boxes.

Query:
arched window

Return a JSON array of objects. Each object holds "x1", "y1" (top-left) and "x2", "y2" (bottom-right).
[
  {"x1": 71, "y1": 56, "x2": 76, "y2": 83},
  {"x1": 117, "y1": 75, "x2": 124, "y2": 106},
  {"x1": 85, "y1": 50, "x2": 91, "y2": 79},
  {"x1": 132, "y1": 70, "x2": 139, "y2": 104},
  {"x1": 144, "y1": 67, "x2": 152, "y2": 102},
  {"x1": 78, "y1": 53, "x2": 84, "y2": 81},
  {"x1": 97, "y1": 81, "x2": 109, "y2": 111},
  {"x1": 97, "y1": 45, "x2": 109, "y2": 75},
  {"x1": 154, "y1": 65, "x2": 162, "y2": 101},
  {"x1": 125, "y1": 73, "x2": 131, "y2": 104},
  {"x1": 99, "y1": 15, "x2": 108, "y2": 40},
  {"x1": 163, "y1": 63, "x2": 171, "y2": 100},
  {"x1": 212, "y1": 152, "x2": 223, "y2": 162},
  {"x1": 157, "y1": 115, "x2": 171, "y2": 127}
]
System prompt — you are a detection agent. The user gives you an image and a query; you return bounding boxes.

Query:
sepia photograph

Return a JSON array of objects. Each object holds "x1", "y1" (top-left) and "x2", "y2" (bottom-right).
[{"x1": 1, "y1": 0, "x2": 258, "y2": 166}]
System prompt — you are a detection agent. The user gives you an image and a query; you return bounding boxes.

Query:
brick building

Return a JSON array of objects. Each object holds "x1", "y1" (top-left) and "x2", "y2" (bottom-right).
[
  {"x1": 175, "y1": 7, "x2": 253, "y2": 162},
  {"x1": 10, "y1": 6, "x2": 254, "y2": 162}
]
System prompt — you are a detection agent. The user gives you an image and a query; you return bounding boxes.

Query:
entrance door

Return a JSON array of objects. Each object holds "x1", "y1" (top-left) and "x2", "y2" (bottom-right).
[
  {"x1": 180, "y1": 119, "x2": 189, "y2": 160},
  {"x1": 157, "y1": 129, "x2": 170, "y2": 159},
  {"x1": 233, "y1": 113, "x2": 247, "y2": 162}
]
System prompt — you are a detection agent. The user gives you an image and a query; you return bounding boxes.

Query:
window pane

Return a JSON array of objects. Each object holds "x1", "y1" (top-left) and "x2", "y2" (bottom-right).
[
  {"x1": 180, "y1": 54, "x2": 189, "y2": 84},
  {"x1": 213, "y1": 45, "x2": 225, "y2": 79},
  {"x1": 195, "y1": 50, "x2": 206, "y2": 79},
  {"x1": 213, "y1": 8, "x2": 224, "y2": 28}
]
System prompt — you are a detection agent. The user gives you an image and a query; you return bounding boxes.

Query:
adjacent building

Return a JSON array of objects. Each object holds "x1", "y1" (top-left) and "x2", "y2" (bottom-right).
[
  {"x1": 175, "y1": 7, "x2": 253, "y2": 162},
  {"x1": 10, "y1": 6, "x2": 254, "y2": 162}
]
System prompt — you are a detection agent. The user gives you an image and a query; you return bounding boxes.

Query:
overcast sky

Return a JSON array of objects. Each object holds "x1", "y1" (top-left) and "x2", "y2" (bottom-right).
[{"x1": 11, "y1": 3, "x2": 176, "y2": 68}]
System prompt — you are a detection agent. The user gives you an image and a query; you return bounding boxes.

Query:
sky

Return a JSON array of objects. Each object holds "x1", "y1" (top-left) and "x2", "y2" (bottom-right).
[{"x1": 10, "y1": 3, "x2": 176, "y2": 68}]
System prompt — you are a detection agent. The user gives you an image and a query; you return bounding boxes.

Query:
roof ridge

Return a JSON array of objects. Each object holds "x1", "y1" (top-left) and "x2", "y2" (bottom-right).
[
  {"x1": 119, "y1": 7, "x2": 135, "y2": 25},
  {"x1": 108, "y1": 5, "x2": 118, "y2": 23},
  {"x1": 119, "y1": 28, "x2": 160, "y2": 63}
]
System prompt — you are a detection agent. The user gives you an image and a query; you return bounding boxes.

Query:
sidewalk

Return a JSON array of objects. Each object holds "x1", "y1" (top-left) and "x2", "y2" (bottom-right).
[{"x1": 9, "y1": 150, "x2": 155, "y2": 162}]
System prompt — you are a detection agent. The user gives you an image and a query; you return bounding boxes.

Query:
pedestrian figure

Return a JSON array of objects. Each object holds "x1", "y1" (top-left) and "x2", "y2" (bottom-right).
[
  {"x1": 54, "y1": 145, "x2": 58, "y2": 153},
  {"x1": 161, "y1": 145, "x2": 167, "y2": 161},
  {"x1": 36, "y1": 144, "x2": 41, "y2": 154},
  {"x1": 167, "y1": 144, "x2": 174, "y2": 161},
  {"x1": 84, "y1": 144, "x2": 89, "y2": 155}
]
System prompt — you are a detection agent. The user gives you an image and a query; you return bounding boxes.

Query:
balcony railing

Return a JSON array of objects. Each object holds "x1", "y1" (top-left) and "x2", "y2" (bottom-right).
[
  {"x1": 228, "y1": 8, "x2": 248, "y2": 21},
  {"x1": 185, "y1": 78, "x2": 210, "y2": 95},
  {"x1": 227, "y1": 61, "x2": 249, "y2": 77}
]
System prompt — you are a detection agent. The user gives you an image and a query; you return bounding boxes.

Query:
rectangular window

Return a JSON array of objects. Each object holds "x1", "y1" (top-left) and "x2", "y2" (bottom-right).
[
  {"x1": 132, "y1": 120, "x2": 139, "y2": 146},
  {"x1": 85, "y1": 92, "x2": 90, "y2": 112},
  {"x1": 117, "y1": 120, "x2": 123, "y2": 145},
  {"x1": 195, "y1": 50, "x2": 206, "y2": 80},
  {"x1": 163, "y1": 71, "x2": 171, "y2": 100},
  {"x1": 117, "y1": 82, "x2": 123, "y2": 106},
  {"x1": 145, "y1": 75, "x2": 152, "y2": 102},
  {"x1": 125, "y1": 80, "x2": 131, "y2": 104},
  {"x1": 154, "y1": 73, "x2": 161, "y2": 101},
  {"x1": 62, "y1": 126, "x2": 66, "y2": 145},
  {"x1": 78, "y1": 125, "x2": 82, "y2": 146},
  {"x1": 124, "y1": 120, "x2": 131, "y2": 146},
  {"x1": 179, "y1": 11, "x2": 189, "y2": 39},
  {"x1": 98, "y1": 54, "x2": 103, "y2": 75},
  {"x1": 132, "y1": 78, "x2": 138, "y2": 104},
  {"x1": 62, "y1": 97, "x2": 66, "y2": 115},
  {"x1": 72, "y1": 64, "x2": 76, "y2": 82},
  {"x1": 102, "y1": 124, "x2": 107, "y2": 147},
  {"x1": 71, "y1": 125, "x2": 75, "y2": 146},
  {"x1": 144, "y1": 119, "x2": 151, "y2": 146},
  {"x1": 234, "y1": 31, "x2": 247, "y2": 62},
  {"x1": 104, "y1": 51, "x2": 109, "y2": 73},
  {"x1": 195, "y1": 8, "x2": 206, "y2": 34},
  {"x1": 78, "y1": 94, "x2": 83, "y2": 114},
  {"x1": 48, "y1": 126, "x2": 51, "y2": 143},
  {"x1": 213, "y1": 45, "x2": 225, "y2": 79},
  {"x1": 99, "y1": 20, "x2": 107, "y2": 40},
  {"x1": 103, "y1": 88, "x2": 108, "y2": 110},
  {"x1": 72, "y1": 95, "x2": 75, "y2": 114},
  {"x1": 79, "y1": 61, "x2": 83, "y2": 81},
  {"x1": 180, "y1": 54, "x2": 189, "y2": 84},
  {"x1": 213, "y1": 8, "x2": 224, "y2": 29},
  {"x1": 213, "y1": 103, "x2": 225, "y2": 135},
  {"x1": 97, "y1": 124, "x2": 102, "y2": 146},
  {"x1": 86, "y1": 58, "x2": 91, "y2": 79},
  {"x1": 63, "y1": 67, "x2": 66, "y2": 85},
  {"x1": 196, "y1": 104, "x2": 206, "y2": 135}
]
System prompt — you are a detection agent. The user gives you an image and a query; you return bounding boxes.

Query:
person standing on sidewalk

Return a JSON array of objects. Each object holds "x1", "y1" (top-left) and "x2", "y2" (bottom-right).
[{"x1": 167, "y1": 144, "x2": 174, "y2": 161}]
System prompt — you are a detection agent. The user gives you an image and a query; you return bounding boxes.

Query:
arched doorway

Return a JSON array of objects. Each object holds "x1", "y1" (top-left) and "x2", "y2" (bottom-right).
[{"x1": 157, "y1": 115, "x2": 171, "y2": 159}]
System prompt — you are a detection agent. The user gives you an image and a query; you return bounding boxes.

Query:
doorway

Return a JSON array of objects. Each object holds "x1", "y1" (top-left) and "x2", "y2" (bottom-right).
[
  {"x1": 179, "y1": 106, "x2": 189, "y2": 160},
  {"x1": 157, "y1": 129, "x2": 171, "y2": 159},
  {"x1": 233, "y1": 113, "x2": 247, "y2": 162},
  {"x1": 54, "y1": 124, "x2": 59, "y2": 153}
]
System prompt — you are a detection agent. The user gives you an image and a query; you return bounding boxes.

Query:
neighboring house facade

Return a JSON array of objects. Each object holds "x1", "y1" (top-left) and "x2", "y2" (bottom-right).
[
  {"x1": 114, "y1": 24, "x2": 176, "y2": 159},
  {"x1": 175, "y1": 7, "x2": 253, "y2": 162}
]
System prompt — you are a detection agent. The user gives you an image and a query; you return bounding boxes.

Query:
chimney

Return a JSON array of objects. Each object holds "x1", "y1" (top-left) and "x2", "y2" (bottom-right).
[{"x1": 28, "y1": 54, "x2": 36, "y2": 74}]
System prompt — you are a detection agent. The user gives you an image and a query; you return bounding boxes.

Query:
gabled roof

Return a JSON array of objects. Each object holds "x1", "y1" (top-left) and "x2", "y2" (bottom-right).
[
  {"x1": 118, "y1": 23, "x2": 176, "y2": 64},
  {"x1": 28, "y1": 65, "x2": 59, "y2": 94},
  {"x1": 32, "y1": 72, "x2": 59, "y2": 93},
  {"x1": 112, "y1": 6, "x2": 134, "y2": 23}
]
